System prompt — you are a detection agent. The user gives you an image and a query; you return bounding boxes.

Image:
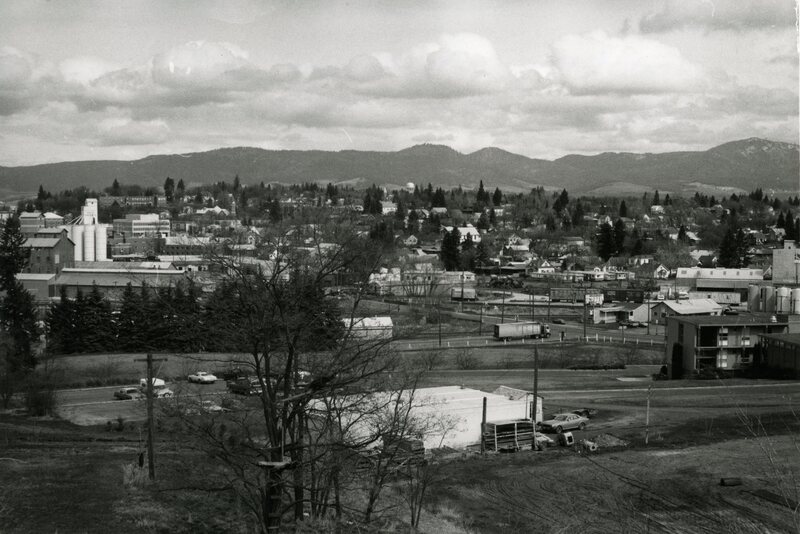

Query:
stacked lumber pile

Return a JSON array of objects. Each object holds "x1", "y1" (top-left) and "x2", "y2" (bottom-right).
[{"x1": 483, "y1": 419, "x2": 535, "y2": 451}]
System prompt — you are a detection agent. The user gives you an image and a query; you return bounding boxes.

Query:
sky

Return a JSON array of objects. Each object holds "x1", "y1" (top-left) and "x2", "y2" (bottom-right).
[{"x1": 0, "y1": 0, "x2": 798, "y2": 166}]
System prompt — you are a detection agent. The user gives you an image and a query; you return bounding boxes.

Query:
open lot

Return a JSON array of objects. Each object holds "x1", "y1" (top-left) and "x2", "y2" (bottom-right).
[{"x1": 2, "y1": 343, "x2": 799, "y2": 533}]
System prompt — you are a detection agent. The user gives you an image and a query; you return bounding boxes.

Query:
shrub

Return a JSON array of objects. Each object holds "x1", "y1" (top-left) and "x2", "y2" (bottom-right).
[{"x1": 23, "y1": 377, "x2": 57, "y2": 416}]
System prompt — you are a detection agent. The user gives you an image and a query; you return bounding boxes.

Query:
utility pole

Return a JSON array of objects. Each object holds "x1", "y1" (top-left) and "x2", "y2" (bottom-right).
[
  {"x1": 583, "y1": 299, "x2": 587, "y2": 341},
  {"x1": 481, "y1": 397, "x2": 487, "y2": 455},
  {"x1": 437, "y1": 301, "x2": 442, "y2": 347},
  {"x1": 645, "y1": 385, "x2": 652, "y2": 445},
  {"x1": 501, "y1": 292, "x2": 506, "y2": 324},
  {"x1": 134, "y1": 353, "x2": 168, "y2": 481},
  {"x1": 533, "y1": 346, "x2": 539, "y2": 427}
]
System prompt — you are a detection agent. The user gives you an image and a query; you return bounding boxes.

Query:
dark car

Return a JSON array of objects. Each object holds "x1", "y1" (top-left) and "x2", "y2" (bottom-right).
[
  {"x1": 552, "y1": 318, "x2": 566, "y2": 325},
  {"x1": 227, "y1": 377, "x2": 263, "y2": 396},
  {"x1": 220, "y1": 367, "x2": 251, "y2": 381},
  {"x1": 571, "y1": 408, "x2": 598, "y2": 419}
]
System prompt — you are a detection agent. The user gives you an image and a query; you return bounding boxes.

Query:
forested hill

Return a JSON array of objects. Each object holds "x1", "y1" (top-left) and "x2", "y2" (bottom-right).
[{"x1": 1, "y1": 138, "x2": 797, "y2": 196}]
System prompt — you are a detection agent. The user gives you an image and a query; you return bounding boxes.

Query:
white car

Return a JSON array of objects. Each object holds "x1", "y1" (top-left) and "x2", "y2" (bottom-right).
[
  {"x1": 140, "y1": 377, "x2": 166, "y2": 389},
  {"x1": 188, "y1": 371, "x2": 217, "y2": 384}
]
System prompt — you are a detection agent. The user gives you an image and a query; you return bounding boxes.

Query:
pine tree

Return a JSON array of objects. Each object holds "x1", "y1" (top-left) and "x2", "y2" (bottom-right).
[
  {"x1": 613, "y1": 219, "x2": 626, "y2": 255},
  {"x1": 619, "y1": 200, "x2": 628, "y2": 218},
  {"x1": 440, "y1": 229, "x2": 461, "y2": 271},
  {"x1": 777, "y1": 211, "x2": 786, "y2": 228},
  {"x1": 176, "y1": 178, "x2": 185, "y2": 198},
  {"x1": 596, "y1": 222, "x2": 615, "y2": 261},
  {"x1": 652, "y1": 190, "x2": 660, "y2": 206},
  {"x1": 492, "y1": 187, "x2": 502, "y2": 206},
  {"x1": 677, "y1": 225, "x2": 687, "y2": 242},
  {"x1": 164, "y1": 176, "x2": 175, "y2": 202},
  {"x1": 718, "y1": 224, "x2": 749, "y2": 268}
]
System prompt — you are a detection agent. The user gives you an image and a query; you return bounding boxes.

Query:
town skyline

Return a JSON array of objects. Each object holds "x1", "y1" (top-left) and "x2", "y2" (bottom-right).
[{"x1": 0, "y1": 0, "x2": 797, "y2": 167}]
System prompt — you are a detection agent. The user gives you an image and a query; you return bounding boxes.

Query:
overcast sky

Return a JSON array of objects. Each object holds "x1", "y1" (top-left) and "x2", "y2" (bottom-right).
[{"x1": 0, "y1": 0, "x2": 797, "y2": 166}]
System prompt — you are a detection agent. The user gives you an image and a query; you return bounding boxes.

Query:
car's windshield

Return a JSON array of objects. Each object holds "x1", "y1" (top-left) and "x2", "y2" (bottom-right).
[{"x1": 554, "y1": 415, "x2": 568, "y2": 421}]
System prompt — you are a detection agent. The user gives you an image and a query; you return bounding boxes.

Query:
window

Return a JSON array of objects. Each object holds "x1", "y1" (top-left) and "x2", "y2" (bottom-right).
[{"x1": 742, "y1": 336, "x2": 750, "y2": 346}]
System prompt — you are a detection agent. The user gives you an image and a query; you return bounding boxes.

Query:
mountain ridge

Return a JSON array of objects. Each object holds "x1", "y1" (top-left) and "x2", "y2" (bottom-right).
[{"x1": 0, "y1": 138, "x2": 797, "y2": 195}]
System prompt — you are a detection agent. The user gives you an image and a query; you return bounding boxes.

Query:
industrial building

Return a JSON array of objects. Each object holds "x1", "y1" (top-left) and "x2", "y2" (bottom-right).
[
  {"x1": 770, "y1": 240, "x2": 800, "y2": 285},
  {"x1": 757, "y1": 333, "x2": 800, "y2": 378},
  {"x1": 62, "y1": 199, "x2": 110, "y2": 262},
  {"x1": 112, "y1": 213, "x2": 170, "y2": 238}
]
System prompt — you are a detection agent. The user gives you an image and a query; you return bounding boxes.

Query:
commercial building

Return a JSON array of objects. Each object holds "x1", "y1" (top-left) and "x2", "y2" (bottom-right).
[
  {"x1": 112, "y1": 213, "x2": 170, "y2": 238},
  {"x1": 665, "y1": 315, "x2": 789, "y2": 378},
  {"x1": 55, "y1": 265, "x2": 189, "y2": 301}
]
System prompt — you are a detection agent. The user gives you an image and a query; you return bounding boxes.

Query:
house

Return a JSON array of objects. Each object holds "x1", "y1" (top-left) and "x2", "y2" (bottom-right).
[
  {"x1": 529, "y1": 259, "x2": 556, "y2": 274},
  {"x1": 430, "y1": 207, "x2": 448, "y2": 217},
  {"x1": 380, "y1": 201, "x2": 397, "y2": 215},
  {"x1": 650, "y1": 205, "x2": 664, "y2": 214},
  {"x1": 403, "y1": 235, "x2": 418, "y2": 247},
  {"x1": 442, "y1": 225, "x2": 481, "y2": 244},
  {"x1": 665, "y1": 315, "x2": 789, "y2": 378},
  {"x1": 647, "y1": 264, "x2": 668, "y2": 279},
  {"x1": 628, "y1": 255, "x2": 655, "y2": 267},
  {"x1": 592, "y1": 302, "x2": 650, "y2": 325},
  {"x1": 651, "y1": 298, "x2": 723, "y2": 324}
]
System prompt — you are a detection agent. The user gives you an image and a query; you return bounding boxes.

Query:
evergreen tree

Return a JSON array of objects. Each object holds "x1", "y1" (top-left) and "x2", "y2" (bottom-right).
[
  {"x1": 476, "y1": 212, "x2": 490, "y2": 231},
  {"x1": 0, "y1": 282, "x2": 38, "y2": 371},
  {"x1": 489, "y1": 208, "x2": 497, "y2": 225},
  {"x1": 553, "y1": 189, "x2": 569, "y2": 213},
  {"x1": 613, "y1": 219, "x2": 626, "y2": 255},
  {"x1": 664, "y1": 194, "x2": 671, "y2": 206},
  {"x1": 407, "y1": 210, "x2": 418, "y2": 232},
  {"x1": 440, "y1": 229, "x2": 461, "y2": 270},
  {"x1": 596, "y1": 222, "x2": 615, "y2": 261},
  {"x1": 111, "y1": 179, "x2": 121, "y2": 196},
  {"x1": 777, "y1": 211, "x2": 786, "y2": 228},
  {"x1": 492, "y1": 187, "x2": 502, "y2": 206},
  {"x1": 0, "y1": 216, "x2": 28, "y2": 289},
  {"x1": 718, "y1": 224, "x2": 749, "y2": 268},
  {"x1": 176, "y1": 178, "x2": 185, "y2": 198},
  {"x1": 431, "y1": 188, "x2": 447, "y2": 208},
  {"x1": 476, "y1": 180, "x2": 488, "y2": 206},
  {"x1": 652, "y1": 190, "x2": 660, "y2": 205},
  {"x1": 475, "y1": 240, "x2": 490, "y2": 267},
  {"x1": 619, "y1": 200, "x2": 628, "y2": 218},
  {"x1": 46, "y1": 286, "x2": 75, "y2": 354},
  {"x1": 164, "y1": 176, "x2": 175, "y2": 202},
  {"x1": 571, "y1": 202, "x2": 585, "y2": 227},
  {"x1": 395, "y1": 198, "x2": 407, "y2": 221},
  {"x1": 677, "y1": 225, "x2": 687, "y2": 242},
  {"x1": 786, "y1": 212, "x2": 796, "y2": 241}
]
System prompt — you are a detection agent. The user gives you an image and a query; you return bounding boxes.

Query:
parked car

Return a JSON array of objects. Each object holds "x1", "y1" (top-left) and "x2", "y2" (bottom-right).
[
  {"x1": 152, "y1": 387, "x2": 174, "y2": 398},
  {"x1": 220, "y1": 366, "x2": 251, "y2": 381},
  {"x1": 228, "y1": 377, "x2": 264, "y2": 396},
  {"x1": 140, "y1": 378, "x2": 166, "y2": 389},
  {"x1": 539, "y1": 413, "x2": 589, "y2": 433},
  {"x1": 571, "y1": 408, "x2": 598, "y2": 419},
  {"x1": 188, "y1": 371, "x2": 217, "y2": 384},
  {"x1": 552, "y1": 318, "x2": 566, "y2": 325},
  {"x1": 114, "y1": 387, "x2": 143, "y2": 400}
]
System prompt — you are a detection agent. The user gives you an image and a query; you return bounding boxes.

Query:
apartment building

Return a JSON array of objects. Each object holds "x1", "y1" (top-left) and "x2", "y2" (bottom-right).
[{"x1": 665, "y1": 315, "x2": 789, "y2": 378}]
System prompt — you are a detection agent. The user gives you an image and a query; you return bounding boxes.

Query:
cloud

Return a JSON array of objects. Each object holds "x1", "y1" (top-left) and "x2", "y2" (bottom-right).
[
  {"x1": 59, "y1": 56, "x2": 118, "y2": 85},
  {"x1": 151, "y1": 41, "x2": 250, "y2": 88},
  {"x1": 0, "y1": 47, "x2": 33, "y2": 88},
  {"x1": 94, "y1": 117, "x2": 170, "y2": 146},
  {"x1": 550, "y1": 31, "x2": 705, "y2": 94},
  {"x1": 640, "y1": 0, "x2": 796, "y2": 33}
]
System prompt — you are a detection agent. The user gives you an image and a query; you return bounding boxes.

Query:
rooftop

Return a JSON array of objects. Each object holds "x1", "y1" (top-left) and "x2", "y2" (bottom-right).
[
  {"x1": 759, "y1": 333, "x2": 800, "y2": 346},
  {"x1": 23, "y1": 237, "x2": 61, "y2": 248},
  {"x1": 671, "y1": 314, "x2": 788, "y2": 327}
]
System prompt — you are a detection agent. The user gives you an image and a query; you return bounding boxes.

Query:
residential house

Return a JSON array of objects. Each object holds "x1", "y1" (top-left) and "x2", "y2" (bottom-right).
[
  {"x1": 592, "y1": 302, "x2": 650, "y2": 325},
  {"x1": 653, "y1": 264, "x2": 670, "y2": 279},
  {"x1": 380, "y1": 201, "x2": 397, "y2": 215},
  {"x1": 442, "y1": 224, "x2": 481, "y2": 244},
  {"x1": 403, "y1": 235, "x2": 419, "y2": 247},
  {"x1": 665, "y1": 315, "x2": 789, "y2": 378}
]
